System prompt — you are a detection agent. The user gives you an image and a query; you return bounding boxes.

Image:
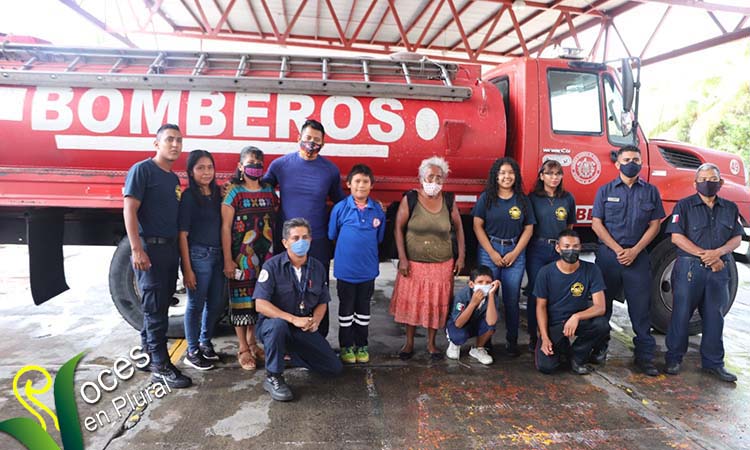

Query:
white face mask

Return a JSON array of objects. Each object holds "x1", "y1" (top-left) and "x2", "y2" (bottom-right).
[
  {"x1": 474, "y1": 284, "x2": 491, "y2": 296},
  {"x1": 422, "y1": 181, "x2": 443, "y2": 197}
]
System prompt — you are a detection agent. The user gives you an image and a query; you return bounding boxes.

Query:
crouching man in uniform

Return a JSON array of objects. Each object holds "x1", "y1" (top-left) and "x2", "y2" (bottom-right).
[
  {"x1": 534, "y1": 229, "x2": 609, "y2": 375},
  {"x1": 664, "y1": 163, "x2": 744, "y2": 382},
  {"x1": 254, "y1": 217, "x2": 344, "y2": 401}
]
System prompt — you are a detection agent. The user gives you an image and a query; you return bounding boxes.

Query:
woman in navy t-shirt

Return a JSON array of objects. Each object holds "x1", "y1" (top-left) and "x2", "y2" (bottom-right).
[
  {"x1": 525, "y1": 160, "x2": 576, "y2": 351},
  {"x1": 472, "y1": 157, "x2": 535, "y2": 356}
]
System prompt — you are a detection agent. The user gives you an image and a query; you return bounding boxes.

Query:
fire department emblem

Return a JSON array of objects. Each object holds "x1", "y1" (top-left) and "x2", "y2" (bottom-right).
[
  {"x1": 555, "y1": 206, "x2": 567, "y2": 221},
  {"x1": 571, "y1": 152, "x2": 601, "y2": 185},
  {"x1": 509, "y1": 206, "x2": 522, "y2": 220},
  {"x1": 730, "y1": 159, "x2": 741, "y2": 176},
  {"x1": 570, "y1": 282, "x2": 584, "y2": 297}
]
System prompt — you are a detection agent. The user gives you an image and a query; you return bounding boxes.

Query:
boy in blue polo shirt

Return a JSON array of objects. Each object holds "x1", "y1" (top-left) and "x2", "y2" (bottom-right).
[
  {"x1": 329, "y1": 164, "x2": 385, "y2": 364},
  {"x1": 446, "y1": 265, "x2": 500, "y2": 365}
]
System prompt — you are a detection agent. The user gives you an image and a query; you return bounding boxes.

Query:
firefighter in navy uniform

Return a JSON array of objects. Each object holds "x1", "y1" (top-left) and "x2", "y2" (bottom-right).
[
  {"x1": 664, "y1": 163, "x2": 744, "y2": 382},
  {"x1": 123, "y1": 123, "x2": 192, "y2": 389},
  {"x1": 591, "y1": 145, "x2": 665, "y2": 376},
  {"x1": 254, "y1": 217, "x2": 344, "y2": 402}
]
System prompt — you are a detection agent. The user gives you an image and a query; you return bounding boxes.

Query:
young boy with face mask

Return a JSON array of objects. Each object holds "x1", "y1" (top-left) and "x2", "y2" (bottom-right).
[{"x1": 446, "y1": 266, "x2": 500, "y2": 365}]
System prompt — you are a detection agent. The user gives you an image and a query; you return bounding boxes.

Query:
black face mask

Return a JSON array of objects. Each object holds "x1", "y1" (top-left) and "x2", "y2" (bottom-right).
[
  {"x1": 619, "y1": 161, "x2": 641, "y2": 178},
  {"x1": 560, "y1": 249, "x2": 580, "y2": 264},
  {"x1": 696, "y1": 180, "x2": 721, "y2": 197}
]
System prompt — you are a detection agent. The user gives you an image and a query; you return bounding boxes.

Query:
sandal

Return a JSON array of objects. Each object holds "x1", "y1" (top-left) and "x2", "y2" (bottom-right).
[
  {"x1": 249, "y1": 343, "x2": 265, "y2": 363},
  {"x1": 237, "y1": 349, "x2": 256, "y2": 370}
]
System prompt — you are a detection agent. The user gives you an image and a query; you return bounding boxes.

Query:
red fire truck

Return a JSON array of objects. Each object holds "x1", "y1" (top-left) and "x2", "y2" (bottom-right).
[{"x1": 1, "y1": 43, "x2": 747, "y2": 337}]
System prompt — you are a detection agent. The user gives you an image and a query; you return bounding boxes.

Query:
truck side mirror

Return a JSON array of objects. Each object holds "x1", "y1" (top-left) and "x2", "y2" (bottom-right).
[{"x1": 621, "y1": 58, "x2": 634, "y2": 112}]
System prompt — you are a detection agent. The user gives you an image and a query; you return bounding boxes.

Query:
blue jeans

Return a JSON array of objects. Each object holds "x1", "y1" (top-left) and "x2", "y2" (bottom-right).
[
  {"x1": 477, "y1": 239, "x2": 526, "y2": 344},
  {"x1": 184, "y1": 244, "x2": 226, "y2": 355},
  {"x1": 665, "y1": 256, "x2": 730, "y2": 369},
  {"x1": 525, "y1": 239, "x2": 560, "y2": 341}
]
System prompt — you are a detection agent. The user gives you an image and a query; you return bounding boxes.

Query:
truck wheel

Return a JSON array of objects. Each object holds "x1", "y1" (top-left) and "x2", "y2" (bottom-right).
[
  {"x1": 108, "y1": 237, "x2": 187, "y2": 338},
  {"x1": 650, "y1": 239, "x2": 737, "y2": 335}
]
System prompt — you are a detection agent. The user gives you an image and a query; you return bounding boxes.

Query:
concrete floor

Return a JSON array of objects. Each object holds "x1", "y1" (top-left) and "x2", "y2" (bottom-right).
[{"x1": 1, "y1": 244, "x2": 749, "y2": 450}]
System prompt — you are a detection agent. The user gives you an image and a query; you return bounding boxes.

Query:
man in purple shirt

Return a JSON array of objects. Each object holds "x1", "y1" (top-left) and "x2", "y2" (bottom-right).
[{"x1": 263, "y1": 119, "x2": 345, "y2": 337}]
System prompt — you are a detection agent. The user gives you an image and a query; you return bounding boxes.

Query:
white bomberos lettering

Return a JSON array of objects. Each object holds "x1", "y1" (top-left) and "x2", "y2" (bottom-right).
[
  {"x1": 29, "y1": 88, "x2": 424, "y2": 148},
  {"x1": 321, "y1": 96, "x2": 364, "y2": 140},
  {"x1": 276, "y1": 94, "x2": 315, "y2": 139},
  {"x1": 31, "y1": 87, "x2": 74, "y2": 131},
  {"x1": 130, "y1": 90, "x2": 180, "y2": 134},
  {"x1": 368, "y1": 98, "x2": 404, "y2": 143},
  {"x1": 187, "y1": 91, "x2": 226, "y2": 136},
  {"x1": 78, "y1": 89, "x2": 124, "y2": 134},
  {"x1": 233, "y1": 93, "x2": 270, "y2": 138}
]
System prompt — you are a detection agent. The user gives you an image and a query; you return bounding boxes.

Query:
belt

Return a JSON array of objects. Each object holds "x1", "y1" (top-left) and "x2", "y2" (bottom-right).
[
  {"x1": 144, "y1": 236, "x2": 175, "y2": 245},
  {"x1": 535, "y1": 237, "x2": 557, "y2": 245},
  {"x1": 489, "y1": 236, "x2": 516, "y2": 245}
]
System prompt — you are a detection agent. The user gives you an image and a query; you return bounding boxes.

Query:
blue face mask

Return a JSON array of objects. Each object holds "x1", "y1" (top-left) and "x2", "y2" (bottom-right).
[{"x1": 290, "y1": 239, "x2": 311, "y2": 256}]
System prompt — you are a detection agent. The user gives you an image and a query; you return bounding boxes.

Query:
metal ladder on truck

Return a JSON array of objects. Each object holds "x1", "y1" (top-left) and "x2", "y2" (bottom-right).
[{"x1": 0, "y1": 43, "x2": 472, "y2": 101}]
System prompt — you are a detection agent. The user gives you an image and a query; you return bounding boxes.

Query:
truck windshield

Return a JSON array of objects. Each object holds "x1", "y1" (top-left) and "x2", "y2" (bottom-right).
[
  {"x1": 547, "y1": 70, "x2": 601, "y2": 135},
  {"x1": 603, "y1": 73, "x2": 632, "y2": 146}
]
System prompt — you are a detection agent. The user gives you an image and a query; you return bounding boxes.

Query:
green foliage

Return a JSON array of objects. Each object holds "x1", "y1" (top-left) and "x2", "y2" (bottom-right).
[{"x1": 706, "y1": 82, "x2": 750, "y2": 164}]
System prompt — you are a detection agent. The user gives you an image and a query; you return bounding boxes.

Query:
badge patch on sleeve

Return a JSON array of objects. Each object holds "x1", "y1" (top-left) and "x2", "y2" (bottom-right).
[
  {"x1": 456, "y1": 303, "x2": 465, "y2": 312},
  {"x1": 672, "y1": 214, "x2": 679, "y2": 223},
  {"x1": 373, "y1": 218, "x2": 381, "y2": 228},
  {"x1": 258, "y1": 269, "x2": 269, "y2": 283}
]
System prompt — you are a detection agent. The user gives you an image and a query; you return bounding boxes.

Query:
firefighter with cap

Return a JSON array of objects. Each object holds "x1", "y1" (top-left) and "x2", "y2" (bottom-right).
[
  {"x1": 663, "y1": 163, "x2": 744, "y2": 382},
  {"x1": 590, "y1": 145, "x2": 666, "y2": 376},
  {"x1": 254, "y1": 217, "x2": 344, "y2": 401}
]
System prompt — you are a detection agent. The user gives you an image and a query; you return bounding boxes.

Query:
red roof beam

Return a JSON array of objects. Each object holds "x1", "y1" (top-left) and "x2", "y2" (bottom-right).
[
  {"x1": 449, "y1": 4, "x2": 505, "y2": 52},
  {"x1": 641, "y1": 26, "x2": 750, "y2": 66},
  {"x1": 177, "y1": 0, "x2": 208, "y2": 32},
  {"x1": 210, "y1": 0, "x2": 238, "y2": 36},
  {"x1": 259, "y1": 0, "x2": 282, "y2": 40},
  {"x1": 369, "y1": 2, "x2": 391, "y2": 44},
  {"x1": 349, "y1": 0, "x2": 379, "y2": 44},
  {"x1": 640, "y1": 5, "x2": 671, "y2": 59},
  {"x1": 387, "y1": 0, "x2": 415, "y2": 51},
  {"x1": 343, "y1": 0, "x2": 358, "y2": 36},
  {"x1": 479, "y1": 0, "x2": 570, "y2": 55},
  {"x1": 58, "y1": 0, "x2": 138, "y2": 48},
  {"x1": 414, "y1": 0, "x2": 445, "y2": 49},
  {"x1": 474, "y1": 5, "x2": 506, "y2": 57},
  {"x1": 507, "y1": 7, "x2": 529, "y2": 57},
  {"x1": 628, "y1": 0, "x2": 750, "y2": 16},
  {"x1": 536, "y1": 11, "x2": 565, "y2": 57},
  {"x1": 397, "y1": 0, "x2": 437, "y2": 47},
  {"x1": 325, "y1": 0, "x2": 351, "y2": 47},
  {"x1": 244, "y1": 0, "x2": 267, "y2": 37},
  {"x1": 192, "y1": 0, "x2": 213, "y2": 34},
  {"x1": 425, "y1": 0, "x2": 473, "y2": 49},
  {"x1": 282, "y1": 0, "x2": 309, "y2": 43},
  {"x1": 445, "y1": 0, "x2": 476, "y2": 60}
]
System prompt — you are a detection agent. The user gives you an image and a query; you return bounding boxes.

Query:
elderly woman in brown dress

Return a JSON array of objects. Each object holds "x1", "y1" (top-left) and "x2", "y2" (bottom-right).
[{"x1": 390, "y1": 156, "x2": 465, "y2": 360}]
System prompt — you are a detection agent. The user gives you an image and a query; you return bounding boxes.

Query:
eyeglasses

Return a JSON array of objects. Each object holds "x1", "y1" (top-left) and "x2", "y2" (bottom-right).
[{"x1": 542, "y1": 172, "x2": 562, "y2": 177}]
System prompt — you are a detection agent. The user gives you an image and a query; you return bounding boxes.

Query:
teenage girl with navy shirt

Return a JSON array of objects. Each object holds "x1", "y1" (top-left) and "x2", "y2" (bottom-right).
[
  {"x1": 525, "y1": 160, "x2": 576, "y2": 350},
  {"x1": 472, "y1": 157, "x2": 535, "y2": 356}
]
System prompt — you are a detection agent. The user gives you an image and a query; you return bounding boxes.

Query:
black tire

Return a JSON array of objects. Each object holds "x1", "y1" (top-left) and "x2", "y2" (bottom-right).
[
  {"x1": 108, "y1": 237, "x2": 186, "y2": 338},
  {"x1": 649, "y1": 239, "x2": 737, "y2": 335}
]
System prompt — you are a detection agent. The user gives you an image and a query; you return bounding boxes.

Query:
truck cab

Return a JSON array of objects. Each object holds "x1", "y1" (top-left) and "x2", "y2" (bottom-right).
[{"x1": 484, "y1": 56, "x2": 750, "y2": 333}]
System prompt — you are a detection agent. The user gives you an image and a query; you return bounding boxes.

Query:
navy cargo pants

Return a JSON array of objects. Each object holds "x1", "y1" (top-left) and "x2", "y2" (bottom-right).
[
  {"x1": 594, "y1": 246, "x2": 656, "y2": 362},
  {"x1": 665, "y1": 256, "x2": 730, "y2": 369},
  {"x1": 135, "y1": 240, "x2": 179, "y2": 369},
  {"x1": 535, "y1": 316, "x2": 610, "y2": 374},
  {"x1": 257, "y1": 317, "x2": 343, "y2": 377}
]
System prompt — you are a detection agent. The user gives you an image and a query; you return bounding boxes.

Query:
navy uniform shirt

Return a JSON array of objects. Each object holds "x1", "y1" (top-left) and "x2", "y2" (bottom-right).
[
  {"x1": 178, "y1": 187, "x2": 222, "y2": 248},
  {"x1": 253, "y1": 251, "x2": 331, "y2": 319},
  {"x1": 592, "y1": 177, "x2": 665, "y2": 247},
  {"x1": 449, "y1": 286, "x2": 488, "y2": 325},
  {"x1": 529, "y1": 192, "x2": 577, "y2": 239},
  {"x1": 533, "y1": 261, "x2": 606, "y2": 326},
  {"x1": 328, "y1": 195, "x2": 386, "y2": 283},
  {"x1": 472, "y1": 192, "x2": 536, "y2": 239},
  {"x1": 666, "y1": 193, "x2": 744, "y2": 260},
  {"x1": 123, "y1": 158, "x2": 181, "y2": 239}
]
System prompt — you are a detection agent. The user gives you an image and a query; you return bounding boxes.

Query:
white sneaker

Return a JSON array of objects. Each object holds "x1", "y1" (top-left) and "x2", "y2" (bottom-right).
[
  {"x1": 446, "y1": 341, "x2": 461, "y2": 360},
  {"x1": 469, "y1": 346, "x2": 493, "y2": 365}
]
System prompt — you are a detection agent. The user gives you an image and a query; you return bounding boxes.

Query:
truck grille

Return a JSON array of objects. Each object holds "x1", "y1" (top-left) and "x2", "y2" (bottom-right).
[{"x1": 658, "y1": 147, "x2": 702, "y2": 169}]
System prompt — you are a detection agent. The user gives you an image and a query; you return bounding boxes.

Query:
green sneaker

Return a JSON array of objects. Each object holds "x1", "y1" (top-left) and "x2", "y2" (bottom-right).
[
  {"x1": 340, "y1": 346, "x2": 356, "y2": 364},
  {"x1": 355, "y1": 346, "x2": 370, "y2": 363}
]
